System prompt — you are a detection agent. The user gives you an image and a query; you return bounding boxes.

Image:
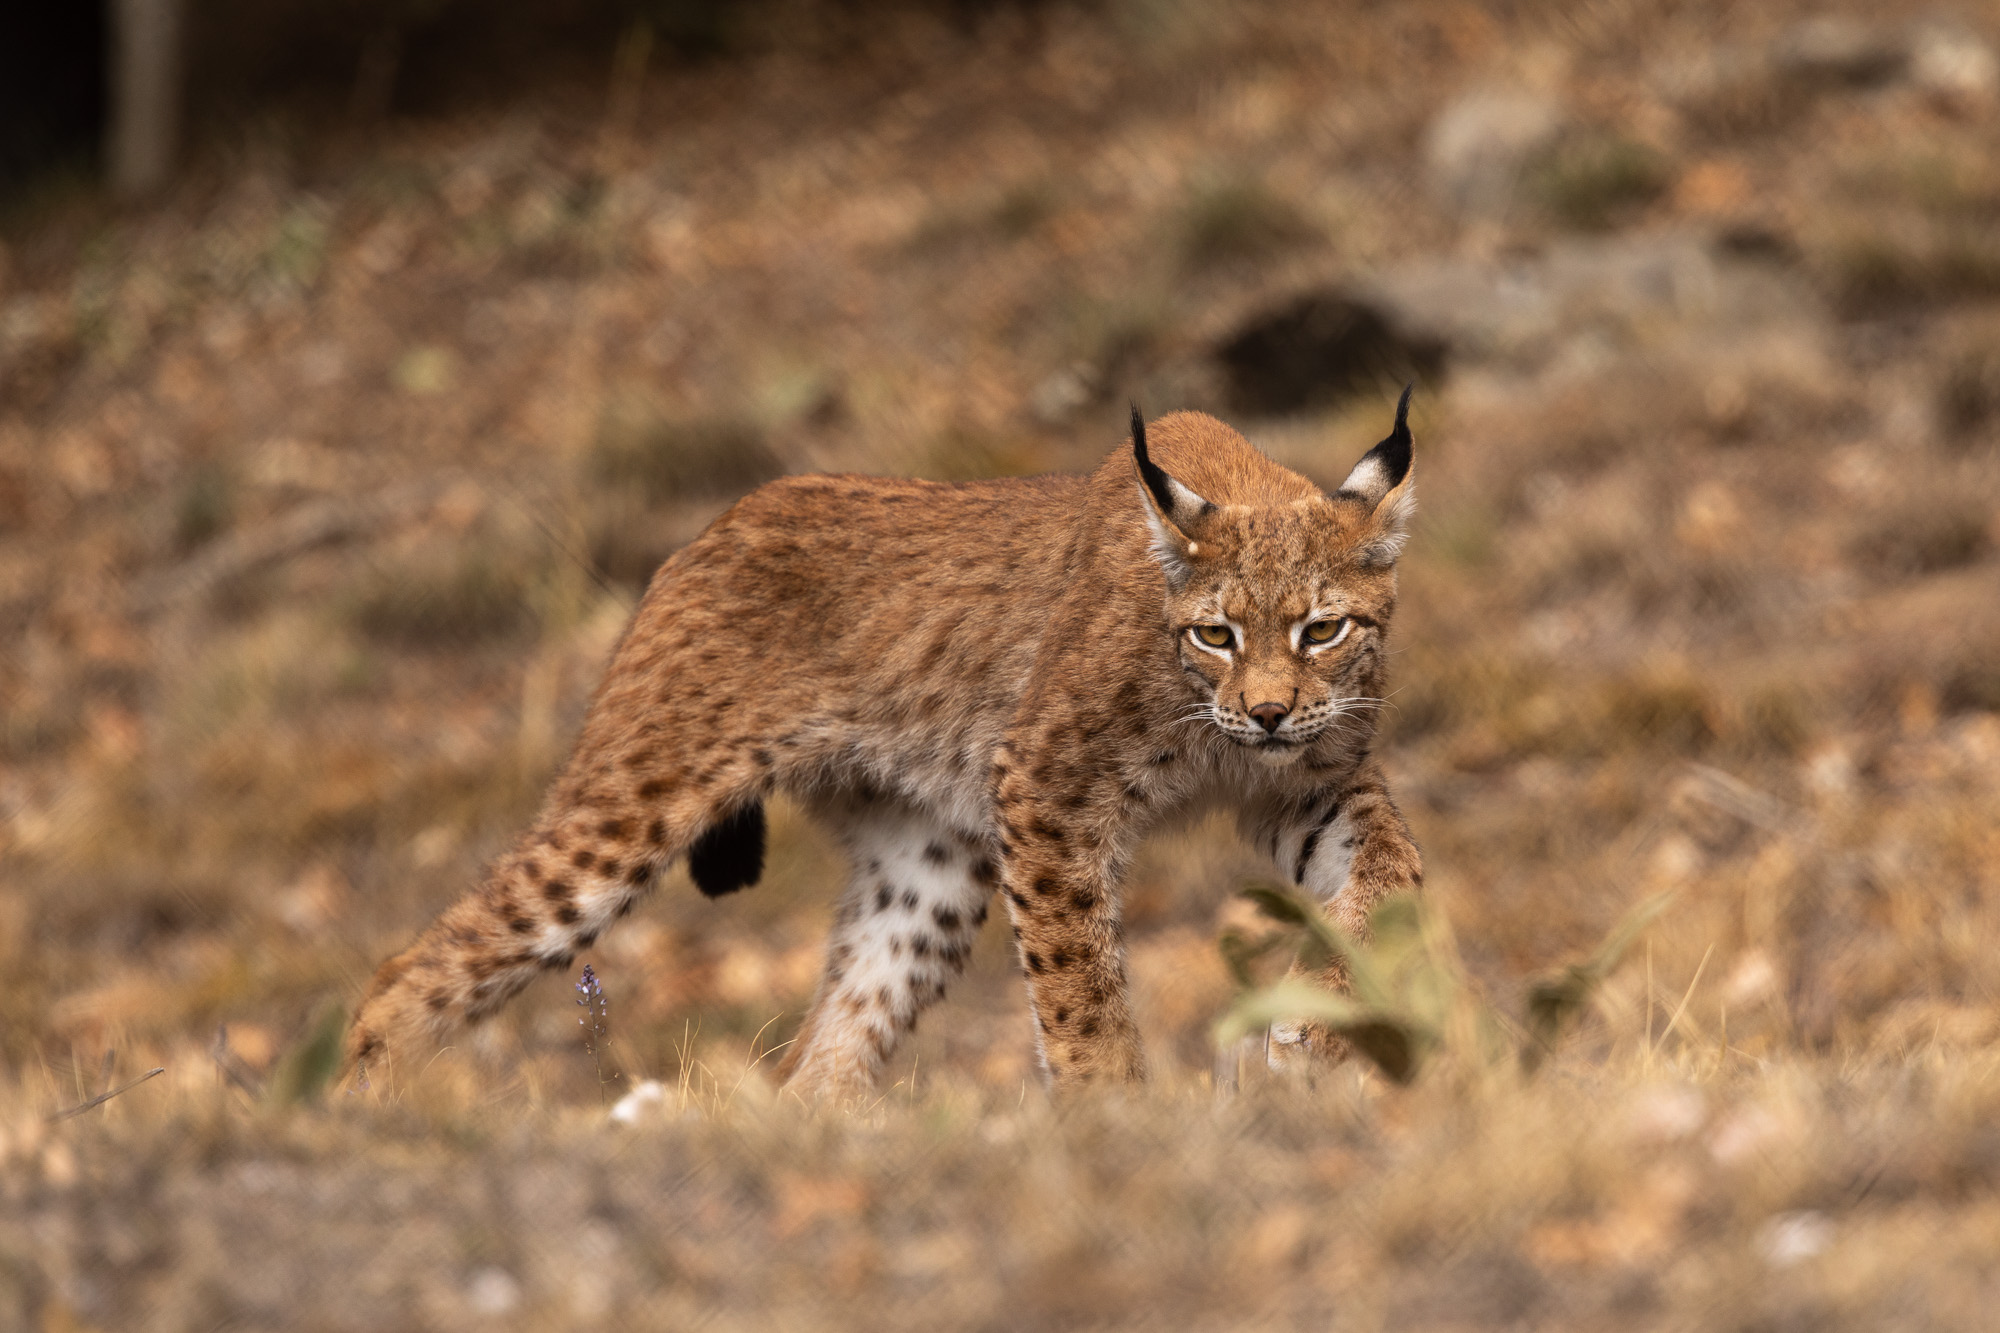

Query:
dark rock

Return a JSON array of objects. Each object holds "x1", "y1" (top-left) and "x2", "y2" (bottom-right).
[{"x1": 1214, "y1": 292, "x2": 1446, "y2": 417}]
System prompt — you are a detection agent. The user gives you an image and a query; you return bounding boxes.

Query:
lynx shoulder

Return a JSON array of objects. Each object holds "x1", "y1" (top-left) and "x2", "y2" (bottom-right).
[{"x1": 349, "y1": 395, "x2": 1424, "y2": 1097}]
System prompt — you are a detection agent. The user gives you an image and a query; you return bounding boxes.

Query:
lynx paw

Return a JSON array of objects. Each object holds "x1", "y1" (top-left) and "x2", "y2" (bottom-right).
[{"x1": 1265, "y1": 1020, "x2": 1354, "y2": 1075}]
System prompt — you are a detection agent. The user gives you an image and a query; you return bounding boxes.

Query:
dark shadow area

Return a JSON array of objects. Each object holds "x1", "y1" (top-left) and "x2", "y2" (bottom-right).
[{"x1": 1216, "y1": 291, "x2": 1448, "y2": 417}]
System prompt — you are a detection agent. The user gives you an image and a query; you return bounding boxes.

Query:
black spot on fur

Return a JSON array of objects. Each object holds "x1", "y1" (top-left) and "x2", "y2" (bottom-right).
[
  {"x1": 544, "y1": 878, "x2": 574, "y2": 905},
  {"x1": 555, "y1": 904, "x2": 581, "y2": 925},
  {"x1": 1026, "y1": 952, "x2": 1045, "y2": 974},
  {"x1": 1033, "y1": 877, "x2": 1058, "y2": 896},
  {"x1": 572, "y1": 848, "x2": 597, "y2": 870},
  {"x1": 597, "y1": 818, "x2": 630, "y2": 842},
  {"x1": 688, "y1": 801, "x2": 766, "y2": 898},
  {"x1": 646, "y1": 818, "x2": 666, "y2": 845},
  {"x1": 923, "y1": 842, "x2": 952, "y2": 866},
  {"x1": 875, "y1": 884, "x2": 894, "y2": 912},
  {"x1": 426, "y1": 989, "x2": 451, "y2": 1012},
  {"x1": 901, "y1": 889, "x2": 919, "y2": 912},
  {"x1": 933, "y1": 907, "x2": 962, "y2": 931},
  {"x1": 971, "y1": 859, "x2": 998, "y2": 885}
]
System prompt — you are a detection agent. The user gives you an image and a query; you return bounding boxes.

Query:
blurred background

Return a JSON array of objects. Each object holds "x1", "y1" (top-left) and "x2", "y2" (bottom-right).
[{"x1": 4, "y1": 1, "x2": 2000, "y2": 1326}]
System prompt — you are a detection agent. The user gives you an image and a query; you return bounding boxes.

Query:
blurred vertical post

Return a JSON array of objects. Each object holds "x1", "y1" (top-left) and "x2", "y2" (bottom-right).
[
  {"x1": 106, "y1": 0, "x2": 185, "y2": 198},
  {"x1": 597, "y1": 22, "x2": 654, "y2": 177}
]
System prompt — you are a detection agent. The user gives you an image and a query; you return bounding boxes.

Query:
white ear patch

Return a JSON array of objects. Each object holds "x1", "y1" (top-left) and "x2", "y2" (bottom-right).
[
  {"x1": 1337, "y1": 455, "x2": 1392, "y2": 505},
  {"x1": 1138, "y1": 482, "x2": 1194, "y2": 585}
]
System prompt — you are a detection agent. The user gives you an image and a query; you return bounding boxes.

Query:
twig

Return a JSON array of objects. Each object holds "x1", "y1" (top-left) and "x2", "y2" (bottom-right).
[
  {"x1": 1682, "y1": 764, "x2": 1809, "y2": 840},
  {"x1": 48, "y1": 1067, "x2": 164, "y2": 1122},
  {"x1": 1653, "y1": 943, "x2": 1716, "y2": 1056},
  {"x1": 128, "y1": 477, "x2": 456, "y2": 616},
  {"x1": 210, "y1": 1024, "x2": 265, "y2": 1098}
]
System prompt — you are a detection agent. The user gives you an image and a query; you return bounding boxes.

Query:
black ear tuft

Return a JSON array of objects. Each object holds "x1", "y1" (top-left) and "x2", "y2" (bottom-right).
[
  {"x1": 1374, "y1": 382, "x2": 1414, "y2": 490},
  {"x1": 1335, "y1": 383, "x2": 1415, "y2": 503},
  {"x1": 1130, "y1": 403, "x2": 1179, "y2": 520}
]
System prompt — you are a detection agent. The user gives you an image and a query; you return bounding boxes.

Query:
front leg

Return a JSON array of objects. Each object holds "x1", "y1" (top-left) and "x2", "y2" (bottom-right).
[
  {"x1": 992, "y1": 753, "x2": 1145, "y2": 1086},
  {"x1": 1261, "y1": 761, "x2": 1422, "y2": 1070}
]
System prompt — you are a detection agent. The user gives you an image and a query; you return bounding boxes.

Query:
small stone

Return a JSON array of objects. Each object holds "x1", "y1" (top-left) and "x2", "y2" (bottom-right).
[
  {"x1": 1757, "y1": 1210, "x2": 1834, "y2": 1267},
  {"x1": 1771, "y1": 18, "x2": 1906, "y2": 87},
  {"x1": 608, "y1": 1077, "x2": 668, "y2": 1125},
  {"x1": 1030, "y1": 362, "x2": 1097, "y2": 423},
  {"x1": 465, "y1": 1267, "x2": 521, "y2": 1315},
  {"x1": 1425, "y1": 90, "x2": 1565, "y2": 217},
  {"x1": 1909, "y1": 22, "x2": 1999, "y2": 105}
]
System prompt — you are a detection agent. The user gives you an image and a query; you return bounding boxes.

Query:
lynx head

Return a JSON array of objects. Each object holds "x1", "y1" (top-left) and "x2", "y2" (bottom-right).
[{"x1": 1132, "y1": 389, "x2": 1414, "y2": 767}]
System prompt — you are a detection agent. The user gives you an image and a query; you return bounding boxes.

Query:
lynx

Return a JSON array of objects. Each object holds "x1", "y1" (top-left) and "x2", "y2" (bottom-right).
[{"x1": 348, "y1": 392, "x2": 1424, "y2": 1097}]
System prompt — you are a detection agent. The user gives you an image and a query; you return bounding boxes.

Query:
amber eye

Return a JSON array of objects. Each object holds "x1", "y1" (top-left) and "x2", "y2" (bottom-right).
[
  {"x1": 1192, "y1": 624, "x2": 1233, "y2": 649},
  {"x1": 1303, "y1": 618, "x2": 1347, "y2": 644}
]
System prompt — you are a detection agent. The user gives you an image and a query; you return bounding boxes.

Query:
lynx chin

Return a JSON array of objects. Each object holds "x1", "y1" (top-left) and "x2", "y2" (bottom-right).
[{"x1": 349, "y1": 390, "x2": 1424, "y2": 1098}]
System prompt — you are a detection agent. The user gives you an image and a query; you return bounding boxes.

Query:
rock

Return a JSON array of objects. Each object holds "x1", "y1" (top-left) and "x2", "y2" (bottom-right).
[
  {"x1": 1212, "y1": 231, "x2": 1826, "y2": 413},
  {"x1": 608, "y1": 1078, "x2": 669, "y2": 1125},
  {"x1": 1909, "y1": 22, "x2": 2000, "y2": 105},
  {"x1": 1029, "y1": 361, "x2": 1098, "y2": 423},
  {"x1": 1425, "y1": 89, "x2": 1565, "y2": 217},
  {"x1": 1213, "y1": 292, "x2": 1446, "y2": 416},
  {"x1": 1342, "y1": 231, "x2": 1823, "y2": 372},
  {"x1": 1771, "y1": 18, "x2": 1906, "y2": 87}
]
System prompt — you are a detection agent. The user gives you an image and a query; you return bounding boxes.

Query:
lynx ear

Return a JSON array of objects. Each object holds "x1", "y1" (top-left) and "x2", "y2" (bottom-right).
[
  {"x1": 1335, "y1": 384, "x2": 1416, "y2": 567},
  {"x1": 1131, "y1": 404, "x2": 1215, "y2": 585}
]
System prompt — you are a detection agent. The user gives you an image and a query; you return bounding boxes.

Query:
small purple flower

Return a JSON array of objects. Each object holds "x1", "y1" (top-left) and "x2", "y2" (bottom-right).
[{"x1": 575, "y1": 963, "x2": 612, "y2": 1099}]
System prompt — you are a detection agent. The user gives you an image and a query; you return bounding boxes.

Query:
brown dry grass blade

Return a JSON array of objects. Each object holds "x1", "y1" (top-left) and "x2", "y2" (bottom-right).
[
  {"x1": 1523, "y1": 891, "x2": 1674, "y2": 1071},
  {"x1": 47, "y1": 1066, "x2": 166, "y2": 1123}
]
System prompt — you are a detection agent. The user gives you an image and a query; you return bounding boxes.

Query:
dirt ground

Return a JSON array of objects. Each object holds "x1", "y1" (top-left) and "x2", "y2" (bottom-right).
[{"x1": 4, "y1": 1, "x2": 2000, "y2": 1328}]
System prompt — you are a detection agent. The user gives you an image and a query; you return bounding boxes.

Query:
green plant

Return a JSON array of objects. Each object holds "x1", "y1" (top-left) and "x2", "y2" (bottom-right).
[
  {"x1": 590, "y1": 409, "x2": 782, "y2": 504},
  {"x1": 345, "y1": 547, "x2": 537, "y2": 647},
  {"x1": 1525, "y1": 133, "x2": 1670, "y2": 231},
  {"x1": 1176, "y1": 180, "x2": 1319, "y2": 272},
  {"x1": 1216, "y1": 885, "x2": 1671, "y2": 1082}
]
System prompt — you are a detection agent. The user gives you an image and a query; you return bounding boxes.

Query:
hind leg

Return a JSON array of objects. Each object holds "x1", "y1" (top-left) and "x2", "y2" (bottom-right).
[
  {"x1": 779, "y1": 801, "x2": 996, "y2": 1103},
  {"x1": 346, "y1": 627, "x2": 780, "y2": 1076}
]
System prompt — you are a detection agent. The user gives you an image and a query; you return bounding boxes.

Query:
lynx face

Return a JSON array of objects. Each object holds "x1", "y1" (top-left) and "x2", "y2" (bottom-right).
[{"x1": 1134, "y1": 393, "x2": 1414, "y2": 767}]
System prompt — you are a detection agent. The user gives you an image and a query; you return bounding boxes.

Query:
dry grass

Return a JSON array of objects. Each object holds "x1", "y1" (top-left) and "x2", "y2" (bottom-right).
[{"x1": 4, "y1": 0, "x2": 2000, "y2": 1326}]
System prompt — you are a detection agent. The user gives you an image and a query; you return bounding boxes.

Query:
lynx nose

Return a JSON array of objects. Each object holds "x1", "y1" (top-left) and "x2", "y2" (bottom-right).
[{"x1": 1248, "y1": 702, "x2": 1290, "y2": 734}]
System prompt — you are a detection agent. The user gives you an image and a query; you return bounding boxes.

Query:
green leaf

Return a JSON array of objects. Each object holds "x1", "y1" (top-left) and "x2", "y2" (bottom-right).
[
  {"x1": 1214, "y1": 978, "x2": 1436, "y2": 1085},
  {"x1": 1522, "y1": 891, "x2": 1673, "y2": 1070},
  {"x1": 1217, "y1": 928, "x2": 1285, "y2": 989},
  {"x1": 267, "y1": 1001, "x2": 349, "y2": 1106}
]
